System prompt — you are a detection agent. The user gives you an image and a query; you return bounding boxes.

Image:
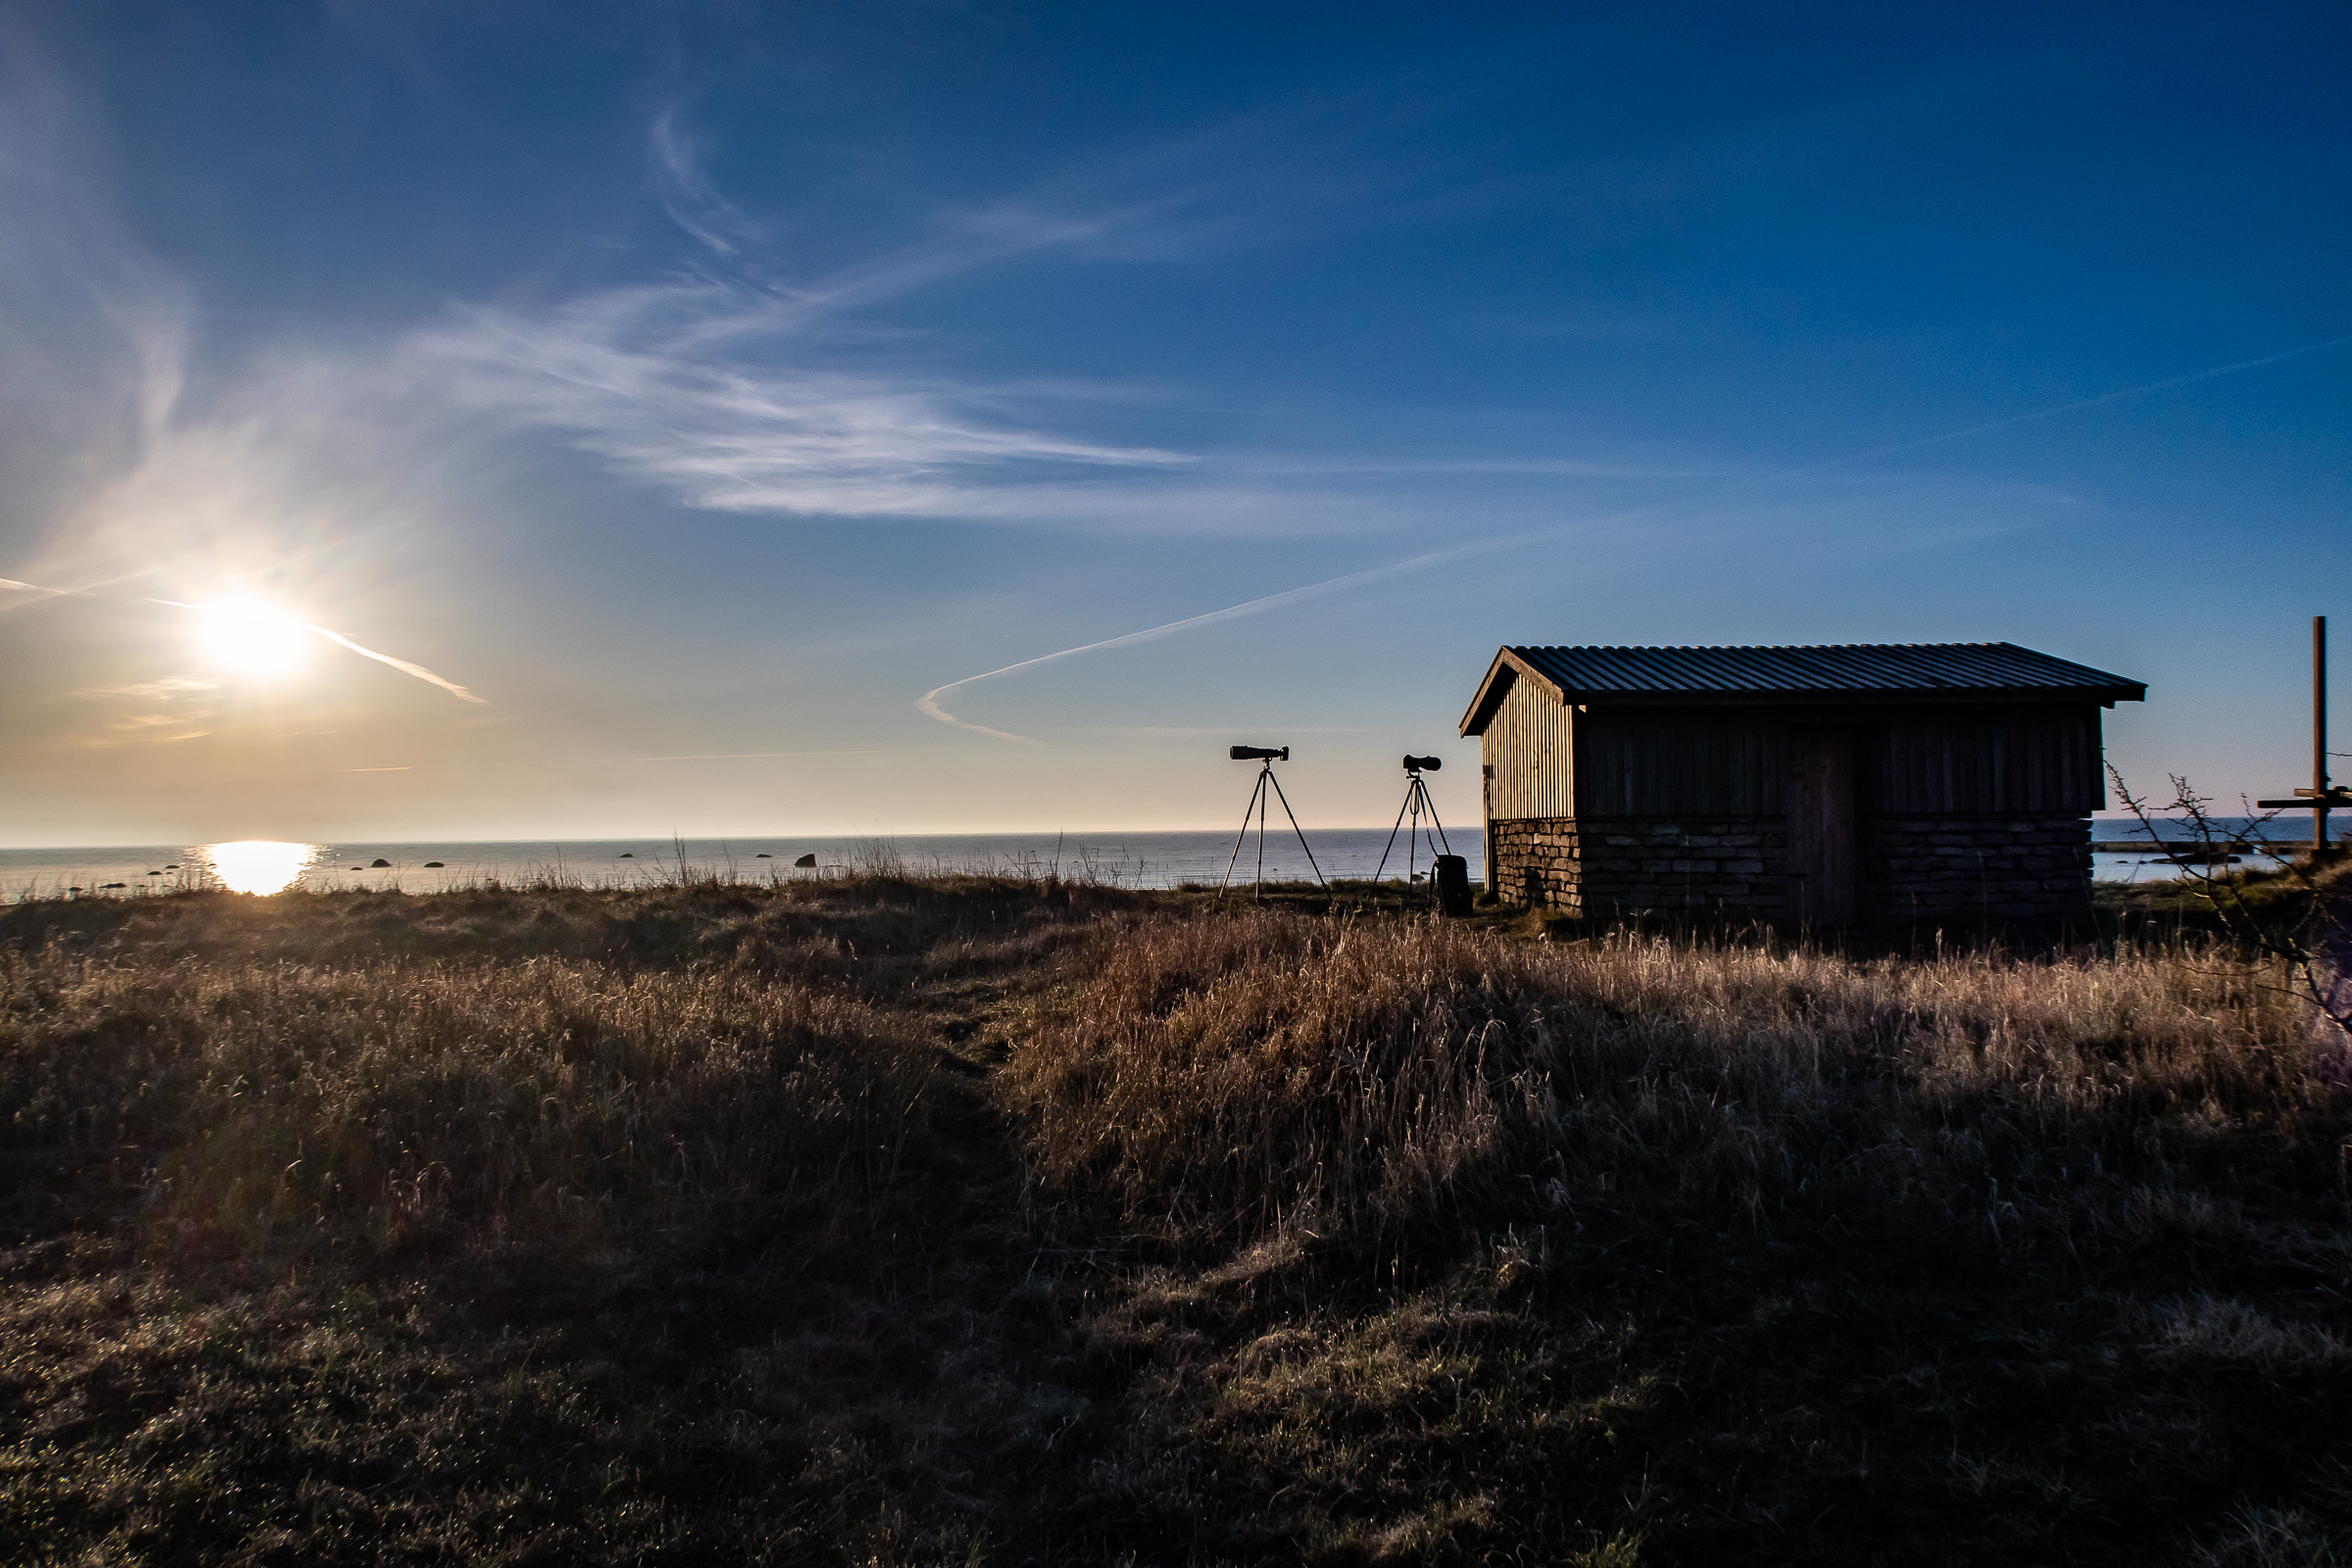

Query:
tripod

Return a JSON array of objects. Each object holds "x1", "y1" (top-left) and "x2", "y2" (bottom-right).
[
  {"x1": 1373, "y1": 760, "x2": 1451, "y2": 884},
  {"x1": 1221, "y1": 747, "x2": 1326, "y2": 897}
]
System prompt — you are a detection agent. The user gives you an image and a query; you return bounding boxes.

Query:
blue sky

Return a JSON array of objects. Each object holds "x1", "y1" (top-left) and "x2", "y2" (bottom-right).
[{"x1": 1, "y1": 1, "x2": 2345, "y2": 844}]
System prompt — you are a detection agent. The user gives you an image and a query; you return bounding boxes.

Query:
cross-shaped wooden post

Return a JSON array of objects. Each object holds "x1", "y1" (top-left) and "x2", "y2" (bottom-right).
[{"x1": 2255, "y1": 615, "x2": 2346, "y2": 859}]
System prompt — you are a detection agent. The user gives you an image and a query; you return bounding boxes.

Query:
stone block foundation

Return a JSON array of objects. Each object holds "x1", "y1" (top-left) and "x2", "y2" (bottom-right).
[
  {"x1": 1867, "y1": 814, "x2": 2092, "y2": 922},
  {"x1": 1488, "y1": 813, "x2": 2091, "y2": 923}
]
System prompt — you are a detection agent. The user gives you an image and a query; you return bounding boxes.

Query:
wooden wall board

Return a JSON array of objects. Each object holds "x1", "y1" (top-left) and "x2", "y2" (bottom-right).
[
  {"x1": 1868, "y1": 706, "x2": 2102, "y2": 815},
  {"x1": 1481, "y1": 668, "x2": 1576, "y2": 820},
  {"x1": 1495, "y1": 702, "x2": 2107, "y2": 820}
]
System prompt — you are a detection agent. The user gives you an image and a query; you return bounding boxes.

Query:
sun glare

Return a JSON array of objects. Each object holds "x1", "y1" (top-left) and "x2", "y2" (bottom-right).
[
  {"x1": 199, "y1": 599, "x2": 313, "y2": 678},
  {"x1": 200, "y1": 841, "x2": 318, "y2": 895}
]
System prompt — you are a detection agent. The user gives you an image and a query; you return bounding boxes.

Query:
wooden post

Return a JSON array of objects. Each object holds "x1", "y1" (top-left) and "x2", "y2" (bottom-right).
[
  {"x1": 2320, "y1": 614, "x2": 2331, "y2": 860},
  {"x1": 2262, "y1": 617, "x2": 2345, "y2": 851}
]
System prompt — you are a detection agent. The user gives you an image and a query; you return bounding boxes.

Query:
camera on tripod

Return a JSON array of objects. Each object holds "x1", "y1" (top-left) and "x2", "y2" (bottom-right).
[
  {"x1": 1221, "y1": 743, "x2": 1323, "y2": 895},
  {"x1": 1214, "y1": 741, "x2": 1469, "y2": 914},
  {"x1": 1378, "y1": 753, "x2": 1471, "y2": 915}
]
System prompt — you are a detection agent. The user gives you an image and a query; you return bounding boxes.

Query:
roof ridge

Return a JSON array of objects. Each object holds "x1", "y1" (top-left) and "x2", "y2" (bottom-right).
[
  {"x1": 1462, "y1": 641, "x2": 2145, "y2": 735},
  {"x1": 1511, "y1": 640, "x2": 2022, "y2": 651}
]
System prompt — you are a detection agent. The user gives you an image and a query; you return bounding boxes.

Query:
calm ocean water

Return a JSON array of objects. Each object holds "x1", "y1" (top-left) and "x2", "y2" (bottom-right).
[
  {"x1": 3, "y1": 817, "x2": 2338, "y2": 900},
  {"x1": 0, "y1": 828, "x2": 1477, "y2": 899},
  {"x1": 2088, "y1": 815, "x2": 2346, "y2": 885}
]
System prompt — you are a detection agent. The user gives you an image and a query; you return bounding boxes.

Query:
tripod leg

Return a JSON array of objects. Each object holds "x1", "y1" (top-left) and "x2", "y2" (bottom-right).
[
  {"x1": 1264, "y1": 769, "x2": 1328, "y2": 887},
  {"x1": 1221, "y1": 773, "x2": 1265, "y2": 891},
  {"x1": 1256, "y1": 769, "x2": 1269, "y2": 899},
  {"x1": 1421, "y1": 776, "x2": 1452, "y2": 856},
  {"x1": 1373, "y1": 787, "x2": 1414, "y2": 883},
  {"x1": 1408, "y1": 788, "x2": 1419, "y2": 881}
]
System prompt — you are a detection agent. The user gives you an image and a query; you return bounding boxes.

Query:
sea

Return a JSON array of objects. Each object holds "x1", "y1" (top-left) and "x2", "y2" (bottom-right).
[
  {"x1": 2086, "y1": 816, "x2": 2345, "y2": 886},
  {"x1": 0, "y1": 829, "x2": 1472, "y2": 900},
  {"x1": 1, "y1": 817, "x2": 2337, "y2": 901}
]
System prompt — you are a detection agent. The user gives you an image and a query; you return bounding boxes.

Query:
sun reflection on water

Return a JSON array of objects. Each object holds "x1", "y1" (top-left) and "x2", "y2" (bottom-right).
[{"x1": 200, "y1": 841, "x2": 318, "y2": 895}]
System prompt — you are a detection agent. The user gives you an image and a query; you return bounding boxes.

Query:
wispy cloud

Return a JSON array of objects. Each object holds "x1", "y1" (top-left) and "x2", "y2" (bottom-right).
[
  {"x1": 76, "y1": 714, "x2": 211, "y2": 748},
  {"x1": 906, "y1": 315, "x2": 2349, "y2": 738},
  {"x1": 62, "y1": 677, "x2": 219, "y2": 748},
  {"x1": 0, "y1": 31, "x2": 516, "y2": 722},
  {"x1": 0, "y1": 575, "x2": 87, "y2": 599},
  {"x1": 413, "y1": 273, "x2": 1709, "y2": 532},
  {"x1": 423, "y1": 282, "x2": 1194, "y2": 519},
  {"x1": 0, "y1": 31, "x2": 196, "y2": 570},
  {"x1": 649, "y1": 108, "x2": 759, "y2": 258},
  {"x1": 414, "y1": 104, "x2": 1447, "y2": 527},
  {"x1": 407, "y1": 99, "x2": 1802, "y2": 535},
  {"x1": 73, "y1": 677, "x2": 220, "y2": 701},
  {"x1": 0, "y1": 103, "x2": 473, "y2": 613}
]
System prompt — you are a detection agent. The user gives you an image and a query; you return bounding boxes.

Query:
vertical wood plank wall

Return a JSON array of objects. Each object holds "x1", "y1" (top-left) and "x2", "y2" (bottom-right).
[
  {"x1": 1573, "y1": 710, "x2": 1787, "y2": 816},
  {"x1": 1480, "y1": 670, "x2": 1576, "y2": 819},
  {"x1": 1868, "y1": 706, "x2": 2101, "y2": 814},
  {"x1": 1484, "y1": 697, "x2": 2105, "y2": 820}
]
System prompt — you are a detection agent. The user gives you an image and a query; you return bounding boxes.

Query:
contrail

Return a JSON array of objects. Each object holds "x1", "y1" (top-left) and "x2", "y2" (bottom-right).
[
  {"x1": 913, "y1": 326, "x2": 2352, "y2": 739},
  {"x1": 916, "y1": 549, "x2": 1459, "y2": 740},
  {"x1": 601, "y1": 747, "x2": 965, "y2": 760},
  {"x1": 1800, "y1": 330, "x2": 2352, "y2": 473},
  {"x1": 302, "y1": 623, "x2": 487, "y2": 704},
  {"x1": 7, "y1": 579, "x2": 493, "y2": 706}
]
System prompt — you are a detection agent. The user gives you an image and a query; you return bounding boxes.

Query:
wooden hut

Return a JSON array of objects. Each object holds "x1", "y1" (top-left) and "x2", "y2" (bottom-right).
[{"x1": 1459, "y1": 642, "x2": 2145, "y2": 923}]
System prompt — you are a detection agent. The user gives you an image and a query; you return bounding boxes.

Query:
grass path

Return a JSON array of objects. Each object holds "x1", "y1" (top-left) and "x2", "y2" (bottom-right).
[{"x1": 4, "y1": 878, "x2": 2351, "y2": 1563}]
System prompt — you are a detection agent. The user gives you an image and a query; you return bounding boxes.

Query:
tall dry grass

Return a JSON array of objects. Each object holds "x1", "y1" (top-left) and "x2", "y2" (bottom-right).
[
  {"x1": 0, "y1": 947, "x2": 935, "y2": 1271},
  {"x1": 1005, "y1": 910, "x2": 2346, "y2": 1274},
  {"x1": 0, "y1": 884, "x2": 1094, "y2": 1567},
  {"x1": 9, "y1": 883, "x2": 2352, "y2": 1563}
]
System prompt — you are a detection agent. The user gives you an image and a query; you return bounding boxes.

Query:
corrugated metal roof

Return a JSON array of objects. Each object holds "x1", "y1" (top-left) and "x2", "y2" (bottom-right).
[
  {"x1": 1462, "y1": 642, "x2": 2144, "y2": 734},
  {"x1": 1511, "y1": 642, "x2": 2142, "y2": 697}
]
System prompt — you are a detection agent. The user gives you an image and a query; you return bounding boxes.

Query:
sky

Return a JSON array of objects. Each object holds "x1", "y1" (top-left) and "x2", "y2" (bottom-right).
[{"x1": 1, "y1": 1, "x2": 2346, "y2": 846}]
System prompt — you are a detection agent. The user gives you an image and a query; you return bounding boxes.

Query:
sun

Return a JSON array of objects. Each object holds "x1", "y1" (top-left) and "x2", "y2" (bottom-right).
[{"x1": 198, "y1": 599, "x2": 313, "y2": 678}]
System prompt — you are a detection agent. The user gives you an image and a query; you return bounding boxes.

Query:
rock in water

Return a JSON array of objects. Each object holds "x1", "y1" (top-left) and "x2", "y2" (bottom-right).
[{"x1": 794, "y1": 853, "x2": 817, "y2": 868}]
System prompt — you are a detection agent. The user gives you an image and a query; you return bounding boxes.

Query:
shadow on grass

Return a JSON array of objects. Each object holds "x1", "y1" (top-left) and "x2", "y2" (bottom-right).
[{"x1": 1, "y1": 880, "x2": 2349, "y2": 1563}]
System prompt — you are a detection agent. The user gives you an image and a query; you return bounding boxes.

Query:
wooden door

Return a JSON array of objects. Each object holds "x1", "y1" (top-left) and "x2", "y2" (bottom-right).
[{"x1": 1788, "y1": 728, "x2": 1859, "y2": 924}]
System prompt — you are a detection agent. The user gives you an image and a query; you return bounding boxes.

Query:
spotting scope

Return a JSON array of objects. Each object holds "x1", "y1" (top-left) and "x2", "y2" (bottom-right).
[
  {"x1": 1231, "y1": 745, "x2": 1290, "y2": 761},
  {"x1": 1402, "y1": 755, "x2": 1442, "y2": 772}
]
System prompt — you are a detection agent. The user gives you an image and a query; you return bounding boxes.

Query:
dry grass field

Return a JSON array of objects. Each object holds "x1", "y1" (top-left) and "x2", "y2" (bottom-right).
[{"x1": 3, "y1": 874, "x2": 2350, "y2": 1564}]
